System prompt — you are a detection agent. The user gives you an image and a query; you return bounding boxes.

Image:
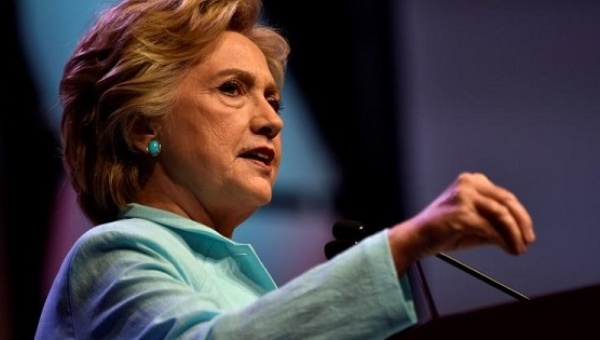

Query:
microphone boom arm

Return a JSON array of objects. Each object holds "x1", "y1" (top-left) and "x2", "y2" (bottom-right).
[{"x1": 435, "y1": 252, "x2": 530, "y2": 301}]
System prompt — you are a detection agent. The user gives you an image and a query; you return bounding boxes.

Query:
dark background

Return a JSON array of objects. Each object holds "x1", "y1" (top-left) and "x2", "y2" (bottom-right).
[{"x1": 3, "y1": 0, "x2": 600, "y2": 339}]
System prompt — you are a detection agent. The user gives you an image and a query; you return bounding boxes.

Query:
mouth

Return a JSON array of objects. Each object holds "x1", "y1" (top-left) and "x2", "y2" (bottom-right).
[{"x1": 239, "y1": 147, "x2": 275, "y2": 166}]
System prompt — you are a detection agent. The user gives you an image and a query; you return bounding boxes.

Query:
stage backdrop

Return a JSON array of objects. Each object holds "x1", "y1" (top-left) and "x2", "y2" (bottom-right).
[{"x1": 394, "y1": 0, "x2": 600, "y2": 315}]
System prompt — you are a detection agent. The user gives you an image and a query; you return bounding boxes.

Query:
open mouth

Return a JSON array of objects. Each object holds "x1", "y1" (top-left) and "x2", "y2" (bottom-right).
[{"x1": 240, "y1": 147, "x2": 275, "y2": 166}]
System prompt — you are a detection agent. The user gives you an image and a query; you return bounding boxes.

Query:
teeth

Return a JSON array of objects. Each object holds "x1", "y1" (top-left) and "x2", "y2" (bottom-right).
[
  {"x1": 257, "y1": 152, "x2": 268, "y2": 160},
  {"x1": 251, "y1": 151, "x2": 268, "y2": 160}
]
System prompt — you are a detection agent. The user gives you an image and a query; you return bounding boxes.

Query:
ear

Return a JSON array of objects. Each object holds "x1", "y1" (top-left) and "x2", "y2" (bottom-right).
[{"x1": 130, "y1": 117, "x2": 160, "y2": 154}]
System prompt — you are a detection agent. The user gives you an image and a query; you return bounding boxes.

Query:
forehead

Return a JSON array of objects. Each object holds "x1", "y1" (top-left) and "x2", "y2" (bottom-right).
[{"x1": 195, "y1": 31, "x2": 273, "y2": 80}]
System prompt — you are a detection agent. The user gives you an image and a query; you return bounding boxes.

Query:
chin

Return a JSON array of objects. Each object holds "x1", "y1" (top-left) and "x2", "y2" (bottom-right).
[
  {"x1": 256, "y1": 192, "x2": 273, "y2": 206},
  {"x1": 252, "y1": 180, "x2": 274, "y2": 204},
  {"x1": 240, "y1": 179, "x2": 274, "y2": 207}
]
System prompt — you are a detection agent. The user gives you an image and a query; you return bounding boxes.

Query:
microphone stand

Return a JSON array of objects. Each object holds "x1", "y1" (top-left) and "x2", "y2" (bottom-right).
[{"x1": 435, "y1": 252, "x2": 530, "y2": 301}]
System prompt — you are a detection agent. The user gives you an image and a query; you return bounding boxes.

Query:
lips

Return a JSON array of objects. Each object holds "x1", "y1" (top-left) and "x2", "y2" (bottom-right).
[{"x1": 239, "y1": 147, "x2": 275, "y2": 166}]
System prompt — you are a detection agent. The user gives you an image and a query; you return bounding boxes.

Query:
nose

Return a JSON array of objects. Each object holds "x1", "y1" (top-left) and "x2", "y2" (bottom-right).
[{"x1": 253, "y1": 100, "x2": 284, "y2": 139}]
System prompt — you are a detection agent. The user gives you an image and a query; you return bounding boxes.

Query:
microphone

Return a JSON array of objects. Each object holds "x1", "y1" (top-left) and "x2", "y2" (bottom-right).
[
  {"x1": 324, "y1": 219, "x2": 370, "y2": 260},
  {"x1": 324, "y1": 219, "x2": 530, "y2": 302}
]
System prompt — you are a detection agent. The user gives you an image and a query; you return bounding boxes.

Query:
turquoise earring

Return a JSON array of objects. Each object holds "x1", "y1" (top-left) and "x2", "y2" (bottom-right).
[{"x1": 146, "y1": 139, "x2": 161, "y2": 157}]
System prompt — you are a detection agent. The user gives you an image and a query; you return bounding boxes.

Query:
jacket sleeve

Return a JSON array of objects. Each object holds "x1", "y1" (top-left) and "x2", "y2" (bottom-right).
[
  {"x1": 36, "y1": 224, "x2": 417, "y2": 340},
  {"x1": 209, "y1": 229, "x2": 418, "y2": 340}
]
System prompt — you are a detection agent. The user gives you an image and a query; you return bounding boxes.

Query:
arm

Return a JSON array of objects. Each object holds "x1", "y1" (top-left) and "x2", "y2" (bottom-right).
[{"x1": 38, "y1": 220, "x2": 417, "y2": 339}]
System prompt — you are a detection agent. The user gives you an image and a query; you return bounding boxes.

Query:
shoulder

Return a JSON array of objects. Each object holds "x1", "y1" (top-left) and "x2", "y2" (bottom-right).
[
  {"x1": 66, "y1": 218, "x2": 194, "y2": 271},
  {"x1": 77, "y1": 218, "x2": 182, "y2": 249}
]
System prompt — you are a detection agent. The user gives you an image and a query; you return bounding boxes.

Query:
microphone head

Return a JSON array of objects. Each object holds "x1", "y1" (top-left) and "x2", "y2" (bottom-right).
[
  {"x1": 332, "y1": 219, "x2": 371, "y2": 241},
  {"x1": 324, "y1": 239, "x2": 357, "y2": 260}
]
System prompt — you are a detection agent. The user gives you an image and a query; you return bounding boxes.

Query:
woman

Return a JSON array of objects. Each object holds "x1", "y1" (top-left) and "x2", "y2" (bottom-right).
[{"x1": 36, "y1": 0, "x2": 535, "y2": 338}]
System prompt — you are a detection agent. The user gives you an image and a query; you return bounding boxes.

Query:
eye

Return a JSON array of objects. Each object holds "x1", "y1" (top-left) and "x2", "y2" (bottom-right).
[
  {"x1": 267, "y1": 97, "x2": 283, "y2": 114},
  {"x1": 218, "y1": 80, "x2": 244, "y2": 96}
]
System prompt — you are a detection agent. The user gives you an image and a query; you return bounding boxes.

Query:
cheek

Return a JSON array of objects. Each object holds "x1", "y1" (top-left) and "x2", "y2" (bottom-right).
[
  {"x1": 167, "y1": 108, "x2": 217, "y2": 145},
  {"x1": 166, "y1": 101, "x2": 250, "y2": 163},
  {"x1": 188, "y1": 120, "x2": 249, "y2": 169},
  {"x1": 161, "y1": 113, "x2": 210, "y2": 170},
  {"x1": 274, "y1": 133, "x2": 283, "y2": 153}
]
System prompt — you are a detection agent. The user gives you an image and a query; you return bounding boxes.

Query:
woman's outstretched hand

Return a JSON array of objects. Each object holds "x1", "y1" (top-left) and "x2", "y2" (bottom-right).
[{"x1": 389, "y1": 172, "x2": 535, "y2": 273}]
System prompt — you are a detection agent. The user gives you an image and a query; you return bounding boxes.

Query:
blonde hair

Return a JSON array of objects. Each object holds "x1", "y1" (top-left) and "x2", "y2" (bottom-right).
[{"x1": 60, "y1": 0, "x2": 290, "y2": 224}]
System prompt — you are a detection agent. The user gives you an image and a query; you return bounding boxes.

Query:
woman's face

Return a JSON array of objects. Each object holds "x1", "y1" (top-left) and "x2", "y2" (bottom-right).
[{"x1": 155, "y1": 31, "x2": 284, "y2": 234}]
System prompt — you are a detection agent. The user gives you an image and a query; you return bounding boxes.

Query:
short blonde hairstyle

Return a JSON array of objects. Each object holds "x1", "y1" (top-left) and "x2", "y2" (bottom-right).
[{"x1": 60, "y1": 0, "x2": 290, "y2": 224}]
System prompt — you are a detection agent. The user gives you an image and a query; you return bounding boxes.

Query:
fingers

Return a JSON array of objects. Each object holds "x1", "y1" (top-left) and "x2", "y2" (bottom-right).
[
  {"x1": 474, "y1": 174, "x2": 535, "y2": 242},
  {"x1": 457, "y1": 172, "x2": 535, "y2": 254},
  {"x1": 470, "y1": 189, "x2": 527, "y2": 254}
]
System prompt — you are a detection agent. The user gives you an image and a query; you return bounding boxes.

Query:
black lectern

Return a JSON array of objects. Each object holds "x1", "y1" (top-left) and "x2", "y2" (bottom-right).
[{"x1": 392, "y1": 283, "x2": 600, "y2": 339}]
